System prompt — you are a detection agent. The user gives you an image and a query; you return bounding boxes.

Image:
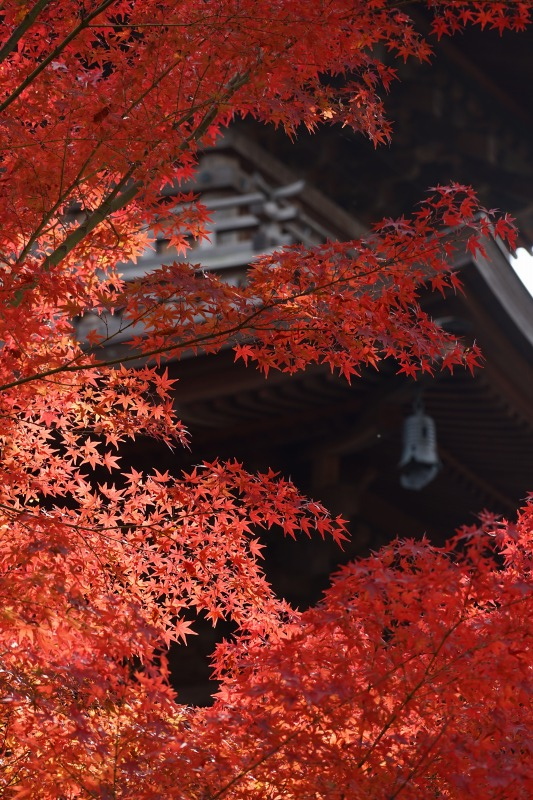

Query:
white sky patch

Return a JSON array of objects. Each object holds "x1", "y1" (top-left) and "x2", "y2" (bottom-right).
[{"x1": 510, "y1": 247, "x2": 533, "y2": 296}]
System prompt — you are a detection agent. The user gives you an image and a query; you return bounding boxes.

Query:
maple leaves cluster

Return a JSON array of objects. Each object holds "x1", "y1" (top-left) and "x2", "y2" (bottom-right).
[
  {"x1": 6, "y1": 502, "x2": 532, "y2": 798},
  {"x1": 431, "y1": 1, "x2": 532, "y2": 37},
  {"x1": 0, "y1": 0, "x2": 531, "y2": 797},
  {"x1": 0, "y1": 461, "x2": 346, "y2": 795},
  {"x1": 202, "y1": 510, "x2": 533, "y2": 799},
  {"x1": 235, "y1": 186, "x2": 517, "y2": 380}
]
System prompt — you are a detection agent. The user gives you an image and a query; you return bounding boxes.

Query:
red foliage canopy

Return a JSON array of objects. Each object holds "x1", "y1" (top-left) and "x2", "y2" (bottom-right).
[{"x1": 0, "y1": 1, "x2": 531, "y2": 797}]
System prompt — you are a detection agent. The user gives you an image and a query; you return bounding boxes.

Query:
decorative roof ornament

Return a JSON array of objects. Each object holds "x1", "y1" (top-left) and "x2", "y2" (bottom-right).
[{"x1": 399, "y1": 395, "x2": 441, "y2": 491}]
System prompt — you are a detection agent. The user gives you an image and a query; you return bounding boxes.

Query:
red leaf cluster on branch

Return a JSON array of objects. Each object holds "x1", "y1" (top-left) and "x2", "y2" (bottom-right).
[{"x1": 0, "y1": 1, "x2": 531, "y2": 796}]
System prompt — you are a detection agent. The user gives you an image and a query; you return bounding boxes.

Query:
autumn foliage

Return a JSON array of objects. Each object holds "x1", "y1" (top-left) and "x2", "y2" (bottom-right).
[{"x1": 0, "y1": 1, "x2": 532, "y2": 797}]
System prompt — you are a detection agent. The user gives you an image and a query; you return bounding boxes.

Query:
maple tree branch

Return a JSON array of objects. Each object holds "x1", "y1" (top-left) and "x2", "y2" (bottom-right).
[
  {"x1": 41, "y1": 165, "x2": 141, "y2": 272},
  {"x1": 353, "y1": 577, "x2": 533, "y2": 778},
  {"x1": 11, "y1": 100, "x2": 231, "y2": 280},
  {"x1": 0, "y1": 0, "x2": 117, "y2": 114},
  {"x1": 387, "y1": 720, "x2": 450, "y2": 799},
  {"x1": 8, "y1": 162, "x2": 140, "y2": 307},
  {"x1": 0, "y1": 503, "x2": 118, "y2": 580},
  {"x1": 112, "y1": 709, "x2": 122, "y2": 798},
  {"x1": 0, "y1": 231, "x2": 460, "y2": 392},
  {"x1": 208, "y1": 727, "x2": 303, "y2": 800},
  {"x1": 0, "y1": 502, "x2": 164, "y2": 541},
  {"x1": 0, "y1": 292, "x2": 283, "y2": 391},
  {"x1": 124, "y1": 54, "x2": 188, "y2": 118},
  {"x1": 183, "y1": 70, "x2": 250, "y2": 138},
  {"x1": 10, "y1": 70, "x2": 251, "y2": 291},
  {"x1": 51, "y1": 760, "x2": 101, "y2": 800},
  {"x1": 14, "y1": 160, "x2": 103, "y2": 270},
  {"x1": 355, "y1": 614, "x2": 468, "y2": 772},
  {"x1": 0, "y1": 0, "x2": 54, "y2": 66}
]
